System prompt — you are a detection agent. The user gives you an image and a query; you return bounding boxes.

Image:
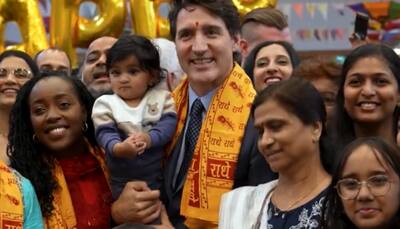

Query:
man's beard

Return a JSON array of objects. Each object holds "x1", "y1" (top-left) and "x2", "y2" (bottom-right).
[{"x1": 88, "y1": 87, "x2": 113, "y2": 99}]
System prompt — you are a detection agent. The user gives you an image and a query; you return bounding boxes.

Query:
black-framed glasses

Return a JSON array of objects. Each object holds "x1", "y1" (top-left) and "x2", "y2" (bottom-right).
[
  {"x1": 336, "y1": 174, "x2": 392, "y2": 200},
  {"x1": 0, "y1": 68, "x2": 32, "y2": 80}
]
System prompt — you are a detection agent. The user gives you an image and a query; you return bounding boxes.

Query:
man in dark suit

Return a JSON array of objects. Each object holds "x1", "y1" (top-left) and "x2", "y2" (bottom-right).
[
  {"x1": 110, "y1": 1, "x2": 276, "y2": 227},
  {"x1": 162, "y1": 1, "x2": 277, "y2": 228}
]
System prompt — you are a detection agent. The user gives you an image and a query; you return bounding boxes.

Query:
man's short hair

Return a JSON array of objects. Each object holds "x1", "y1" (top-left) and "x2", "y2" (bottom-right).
[
  {"x1": 168, "y1": 0, "x2": 240, "y2": 39},
  {"x1": 241, "y1": 7, "x2": 288, "y2": 32},
  {"x1": 34, "y1": 48, "x2": 71, "y2": 66}
]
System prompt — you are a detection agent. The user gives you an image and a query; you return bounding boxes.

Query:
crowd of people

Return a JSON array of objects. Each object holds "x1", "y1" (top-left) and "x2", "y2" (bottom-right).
[{"x1": 1, "y1": 0, "x2": 400, "y2": 229}]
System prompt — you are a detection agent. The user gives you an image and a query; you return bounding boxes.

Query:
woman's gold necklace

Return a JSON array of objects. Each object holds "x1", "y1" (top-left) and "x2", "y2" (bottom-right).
[{"x1": 271, "y1": 177, "x2": 328, "y2": 216}]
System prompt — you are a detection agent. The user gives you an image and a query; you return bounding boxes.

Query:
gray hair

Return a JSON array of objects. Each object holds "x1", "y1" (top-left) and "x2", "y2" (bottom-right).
[{"x1": 152, "y1": 38, "x2": 184, "y2": 80}]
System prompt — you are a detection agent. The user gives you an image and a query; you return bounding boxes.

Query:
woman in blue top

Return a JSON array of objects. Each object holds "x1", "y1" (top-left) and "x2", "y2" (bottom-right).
[
  {"x1": 220, "y1": 77, "x2": 332, "y2": 228},
  {"x1": 0, "y1": 160, "x2": 43, "y2": 228}
]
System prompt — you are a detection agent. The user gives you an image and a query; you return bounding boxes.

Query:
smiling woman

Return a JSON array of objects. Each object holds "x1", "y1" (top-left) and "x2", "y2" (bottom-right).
[
  {"x1": 219, "y1": 77, "x2": 332, "y2": 229},
  {"x1": 0, "y1": 50, "x2": 38, "y2": 164},
  {"x1": 332, "y1": 44, "x2": 400, "y2": 149},
  {"x1": 7, "y1": 72, "x2": 112, "y2": 228},
  {"x1": 243, "y1": 40, "x2": 300, "y2": 93}
]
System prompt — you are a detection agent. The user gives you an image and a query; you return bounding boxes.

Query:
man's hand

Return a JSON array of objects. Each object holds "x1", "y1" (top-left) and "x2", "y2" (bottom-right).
[
  {"x1": 153, "y1": 205, "x2": 174, "y2": 229},
  {"x1": 111, "y1": 181, "x2": 161, "y2": 224}
]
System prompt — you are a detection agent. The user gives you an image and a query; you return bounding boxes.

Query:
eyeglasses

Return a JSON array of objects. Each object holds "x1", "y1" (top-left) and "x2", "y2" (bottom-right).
[
  {"x1": 336, "y1": 174, "x2": 392, "y2": 200},
  {"x1": 0, "y1": 68, "x2": 32, "y2": 80}
]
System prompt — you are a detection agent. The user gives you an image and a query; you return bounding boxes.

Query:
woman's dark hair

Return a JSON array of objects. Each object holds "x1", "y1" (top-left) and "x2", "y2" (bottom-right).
[
  {"x1": 243, "y1": 40, "x2": 300, "y2": 84},
  {"x1": 0, "y1": 50, "x2": 39, "y2": 76},
  {"x1": 294, "y1": 56, "x2": 341, "y2": 86},
  {"x1": 168, "y1": 0, "x2": 240, "y2": 39},
  {"x1": 7, "y1": 71, "x2": 97, "y2": 216},
  {"x1": 251, "y1": 77, "x2": 333, "y2": 172},
  {"x1": 106, "y1": 34, "x2": 164, "y2": 85},
  {"x1": 332, "y1": 43, "x2": 400, "y2": 148},
  {"x1": 322, "y1": 137, "x2": 400, "y2": 229}
]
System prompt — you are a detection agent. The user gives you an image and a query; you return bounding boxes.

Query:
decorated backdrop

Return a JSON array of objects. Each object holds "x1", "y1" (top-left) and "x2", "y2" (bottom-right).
[
  {"x1": 277, "y1": 0, "x2": 400, "y2": 51},
  {"x1": 2, "y1": 0, "x2": 400, "y2": 63},
  {"x1": 0, "y1": 0, "x2": 277, "y2": 65}
]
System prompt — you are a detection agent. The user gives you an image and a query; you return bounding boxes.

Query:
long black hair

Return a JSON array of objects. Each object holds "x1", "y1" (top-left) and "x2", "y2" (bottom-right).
[
  {"x1": 332, "y1": 43, "x2": 400, "y2": 149},
  {"x1": 7, "y1": 71, "x2": 97, "y2": 216},
  {"x1": 322, "y1": 137, "x2": 400, "y2": 229}
]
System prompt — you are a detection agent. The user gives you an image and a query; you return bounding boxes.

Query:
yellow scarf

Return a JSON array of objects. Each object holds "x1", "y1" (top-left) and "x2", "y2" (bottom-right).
[
  {"x1": 0, "y1": 160, "x2": 23, "y2": 228},
  {"x1": 168, "y1": 64, "x2": 256, "y2": 224},
  {"x1": 45, "y1": 144, "x2": 109, "y2": 228}
]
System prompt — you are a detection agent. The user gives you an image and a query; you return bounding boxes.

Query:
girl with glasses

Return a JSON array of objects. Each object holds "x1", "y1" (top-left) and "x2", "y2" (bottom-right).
[{"x1": 322, "y1": 137, "x2": 400, "y2": 229}]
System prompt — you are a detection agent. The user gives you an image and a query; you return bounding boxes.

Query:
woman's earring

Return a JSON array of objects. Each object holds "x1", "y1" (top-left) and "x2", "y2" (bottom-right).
[
  {"x1": 82, "y1": 122, "x2": 88, "y2": 132},
  {"x1": 32, "y1": 134, "x2": 38, "y2": 143}
]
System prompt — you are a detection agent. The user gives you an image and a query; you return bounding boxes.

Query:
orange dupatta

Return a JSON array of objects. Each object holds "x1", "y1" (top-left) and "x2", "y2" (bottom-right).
[
  {"x1": 166, "y1": 64, "x2": 256, "y2": 223},
  {"x1": 45, "y1": 143, "x2": 109, "y2": 228},
  {"x1": 0, "y1": 160, "x2": 23, "y2": 228}
]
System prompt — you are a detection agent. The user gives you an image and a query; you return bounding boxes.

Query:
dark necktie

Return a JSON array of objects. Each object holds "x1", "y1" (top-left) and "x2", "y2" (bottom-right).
[{"x1": 176, "y1": 98, "x2": 204, "y2": 186}]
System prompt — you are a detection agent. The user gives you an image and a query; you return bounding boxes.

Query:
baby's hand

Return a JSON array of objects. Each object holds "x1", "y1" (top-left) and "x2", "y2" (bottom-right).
[
  {"x1": 133, "y1": 141, "x2": 146, "y2": 155},
  {"x1": 113, "y1": 136, "x2": 145, "y2": 158},
  {"x1": 113, "y1": 141, "x2": 138, "y2": 158},
  {"x1": 131, "y1": 133, "x2": 152, "y2": 149},
  {"x1": 125, "y1": 135, "x2": 146, "y2": 154}
]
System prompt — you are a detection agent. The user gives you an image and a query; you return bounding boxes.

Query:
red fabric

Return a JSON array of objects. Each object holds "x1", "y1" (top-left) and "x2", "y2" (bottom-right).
[{"x1": 59, "y1": 153, "x2": 111, "y2": 228}]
